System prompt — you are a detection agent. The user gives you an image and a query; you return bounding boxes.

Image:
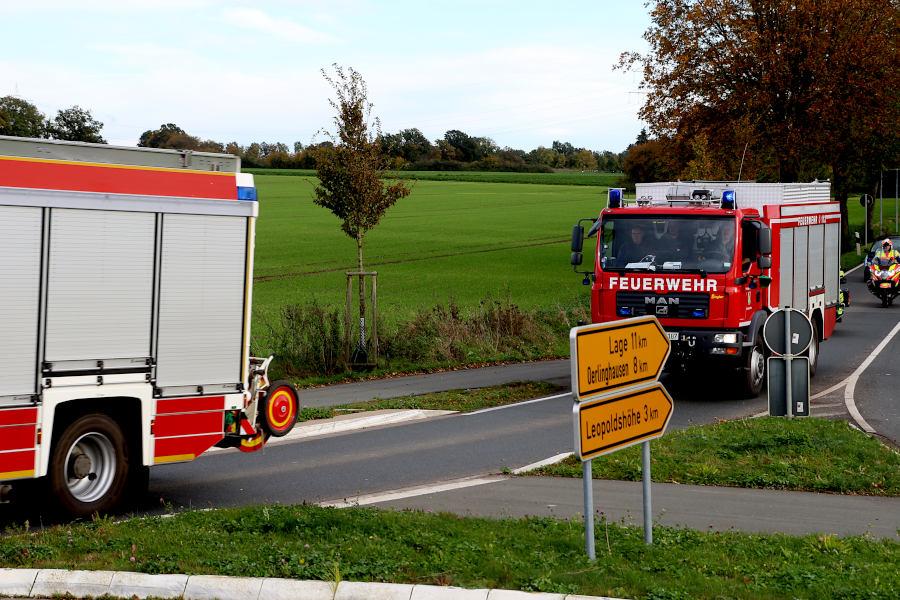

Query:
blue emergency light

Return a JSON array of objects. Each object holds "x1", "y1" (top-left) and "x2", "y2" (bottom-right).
[
  {"x1": 237, "y1": 186, "x2": 257, "y2": 201},
  {"x1": 617, "y1": 306, "x2": 633, "y2": 317},
  {"x1": 608, "y1": 188, "x2": 622, "y2": 208},
  {"x1": 691, "y1": 308, "x2": 707, "y2": 318},
  {"x1": 721, "y1": 189, "x2": 736, "y2": 209}
]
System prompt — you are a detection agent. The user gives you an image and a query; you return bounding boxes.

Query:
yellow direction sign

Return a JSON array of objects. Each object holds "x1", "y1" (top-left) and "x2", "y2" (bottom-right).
[
  {"x1": 570, "y1": 316, "x2": 671, "y2": 399},
  {"x1": 574, "y1": 382, "x2": 674, "y2": 460}
]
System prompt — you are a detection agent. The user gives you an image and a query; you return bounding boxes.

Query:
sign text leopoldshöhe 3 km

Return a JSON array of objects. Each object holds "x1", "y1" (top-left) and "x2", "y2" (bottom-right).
[
  {"x1": 570, "y1": 316, "x2": 671, "y2": 399},
  {"x1": 573, "y1": 382, "x2": 674, "y2": 459}
]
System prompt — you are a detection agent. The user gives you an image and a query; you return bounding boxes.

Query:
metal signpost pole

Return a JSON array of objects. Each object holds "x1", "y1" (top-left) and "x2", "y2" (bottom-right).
[
  {"x1": 642, "y1": 441, "x2": 653, "y2": 544},
  {"x1": 880, "y1": 170, "x2": 884, "y2": 233},
  {"x1": 784, "y1": 308, "x2": 793, "y2": 418},
  {"x1": 583, "y1": 459, "x2": 595, "y2": 560}
]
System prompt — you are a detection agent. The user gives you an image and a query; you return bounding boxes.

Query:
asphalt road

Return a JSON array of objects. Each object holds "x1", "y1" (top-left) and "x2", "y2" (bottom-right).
[{"x1": 2, "y1": 267, "x2": 896, "y2": 524}]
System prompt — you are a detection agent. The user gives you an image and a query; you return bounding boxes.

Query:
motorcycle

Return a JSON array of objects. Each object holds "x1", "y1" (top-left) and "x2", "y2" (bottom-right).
[{"x1": 867, "y1": 257, "x2": 900, "y2": 307}]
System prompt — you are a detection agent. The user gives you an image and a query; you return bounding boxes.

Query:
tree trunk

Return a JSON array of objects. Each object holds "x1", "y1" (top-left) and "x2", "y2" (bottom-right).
[
  {"x1": 832, "y1": 162, "x2": 852, "y2": 252},
  {"x1": 356, "y1": 232, "x2": 366, "y2": 351}
]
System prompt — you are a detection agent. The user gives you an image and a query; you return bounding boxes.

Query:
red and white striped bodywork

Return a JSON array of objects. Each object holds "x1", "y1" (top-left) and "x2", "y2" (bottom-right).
[{"x1": 0, "y1": 136, "x2": 261, "y2": 482}]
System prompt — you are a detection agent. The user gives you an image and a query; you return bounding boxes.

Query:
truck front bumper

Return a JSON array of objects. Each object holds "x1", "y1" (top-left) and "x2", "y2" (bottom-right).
[{"x1": 665, "y1": 329, "x2": 746, "y2": 367}]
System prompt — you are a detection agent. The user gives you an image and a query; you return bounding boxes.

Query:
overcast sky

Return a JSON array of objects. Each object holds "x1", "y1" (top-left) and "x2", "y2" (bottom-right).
[{"x1": 1, "y1": 1, "x2": 651, "y2": 152}]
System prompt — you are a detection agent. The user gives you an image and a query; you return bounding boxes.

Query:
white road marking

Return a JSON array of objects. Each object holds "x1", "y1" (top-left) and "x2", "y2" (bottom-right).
[
  {"x1": 464, "y1": 392, "x2": 570, "y2": 415},
  {"x1": 842, "y1": 319, "x2": 900, "y2": 433},
  {"x1": 511, "y1": 452, "x2": 573, "y2": 474},
  {"x1": 207, "y1": 409, "x2": 455, "y2": 454},
  {"x1": 319, "y1": 475, "x2": 508, "y2": 508},
  {"x1": 845, "y1": 261, "x2": 865, "y2": 275}
]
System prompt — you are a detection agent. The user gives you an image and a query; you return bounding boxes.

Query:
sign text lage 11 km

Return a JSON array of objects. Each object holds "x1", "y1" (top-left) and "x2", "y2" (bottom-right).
[{"x1": 571, "y1": 316, "x2": 671, "y2": 399}]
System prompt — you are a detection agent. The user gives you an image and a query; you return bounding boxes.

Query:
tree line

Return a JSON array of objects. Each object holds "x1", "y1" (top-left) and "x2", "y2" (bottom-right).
[
  {"x1": 0, "y1": 96, "x2": 626, "y2": 173},
  {"x1": 0, "y1": 96, "x2": 106, "y2": 143},
  {"x1": 136, "y1": 123, "x2": 626, "y2": 173}
]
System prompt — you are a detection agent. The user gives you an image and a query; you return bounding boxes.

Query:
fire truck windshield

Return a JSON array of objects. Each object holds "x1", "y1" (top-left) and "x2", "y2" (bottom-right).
[{"x1": 599, "y1": 216, "x2": 735, "y2": 274}]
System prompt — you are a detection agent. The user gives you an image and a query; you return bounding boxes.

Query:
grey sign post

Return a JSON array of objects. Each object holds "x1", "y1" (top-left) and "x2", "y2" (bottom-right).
[{"x1": 762, "y1": 308, "x2": 812, "y2": 417}]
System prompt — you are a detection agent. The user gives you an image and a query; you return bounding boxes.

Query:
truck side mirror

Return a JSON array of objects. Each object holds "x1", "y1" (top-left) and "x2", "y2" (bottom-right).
[
  {"x1": 758, "y1": 275, "x2": 772, "y2": 288},
  {"x1": 571, "y1": 251, "x2": 583, "y2": 266},
  {"x1": 571, "y1": 224, "x2": 584, "y2": 252},
  {"x1": 758, "y1": 227, "x2": 772, "y2": 255},
  {"x1": 757, "y1": 256, "x2": 772, "y2": 269}
]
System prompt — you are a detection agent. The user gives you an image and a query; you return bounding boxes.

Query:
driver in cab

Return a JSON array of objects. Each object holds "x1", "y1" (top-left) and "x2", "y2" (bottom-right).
[{"x1": 617, "y1": 222, "x2": 650, "y2": 265}]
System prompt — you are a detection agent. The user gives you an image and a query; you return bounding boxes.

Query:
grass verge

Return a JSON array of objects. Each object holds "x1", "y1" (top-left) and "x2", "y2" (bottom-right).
[
  {"x1": 532, "y1": 417, "x2": 899, "y2": 496},
  {"x1": 2, "y1": 505, "x2": 897, "y2": 599},
  {"x1": 297, "y1": 381, "x2": 562, "y2": 422}
]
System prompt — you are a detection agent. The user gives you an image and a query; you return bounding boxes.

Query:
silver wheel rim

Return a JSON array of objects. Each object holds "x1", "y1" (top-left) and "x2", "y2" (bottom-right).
[
  {"x1": 809, "y1": 334, "x2": 818, "y2": 369},
  {"x1": 750, "y1": 345, "x2": 765, "y2": 389},
  {"x1": 65, "y1": 432, "x2": 116, "y2": 503}
]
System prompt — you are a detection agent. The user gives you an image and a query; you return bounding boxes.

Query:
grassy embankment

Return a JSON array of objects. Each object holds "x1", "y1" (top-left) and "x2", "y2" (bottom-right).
[
  {"x1": 2, "y1": 505, "x2": 896, "y2": 599},
  {"x1": 250, "y1": 174, "x2": 599, "y2": 382}
]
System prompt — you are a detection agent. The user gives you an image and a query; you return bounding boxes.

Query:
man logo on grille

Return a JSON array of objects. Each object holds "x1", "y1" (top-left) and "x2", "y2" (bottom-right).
[{"x1": 644, "y1": 296, "x2": 680, "y2": 305}]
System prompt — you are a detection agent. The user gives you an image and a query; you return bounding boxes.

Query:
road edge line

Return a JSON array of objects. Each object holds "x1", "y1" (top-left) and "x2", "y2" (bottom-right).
[
  {"x1": 318, "y1": 475, "x2": 508, "y2": 508},
  {"x1": 464, "y1": 392, "x2": 570, "y2": 415},
  {"x1": 845, "y1": 261, "x2": 865, "y2": 275},
  {"x1": 512, "y1": 452, "x2": 573, "y2": 474},
  {"x1": 843, "y1": 319, "x2": 900, "y2": 434}
]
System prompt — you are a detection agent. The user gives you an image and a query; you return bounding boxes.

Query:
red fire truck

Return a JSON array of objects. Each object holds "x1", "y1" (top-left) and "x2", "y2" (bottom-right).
[
  {"x1": 570, "y1": 181, "x2": 842, "y2": 397},
  {"x1": 0, "y1": 136, "x2": 300, "y2": 517}
]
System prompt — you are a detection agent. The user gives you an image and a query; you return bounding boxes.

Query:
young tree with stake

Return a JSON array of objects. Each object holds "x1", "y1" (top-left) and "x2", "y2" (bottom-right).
[{"x1": 314, "y1": 64, "x2": 410, "y2": 364}]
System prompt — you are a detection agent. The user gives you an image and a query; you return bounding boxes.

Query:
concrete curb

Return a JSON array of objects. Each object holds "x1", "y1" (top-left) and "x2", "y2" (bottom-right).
[{"x1": 0, "y1": 569, "x2": 628, "y2": 600}]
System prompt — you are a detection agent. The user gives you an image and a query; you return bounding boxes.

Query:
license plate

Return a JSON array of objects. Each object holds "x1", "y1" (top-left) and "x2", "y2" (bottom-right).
[{"x1": 666, "y1": 332, "x2": 679, "y2": 341}]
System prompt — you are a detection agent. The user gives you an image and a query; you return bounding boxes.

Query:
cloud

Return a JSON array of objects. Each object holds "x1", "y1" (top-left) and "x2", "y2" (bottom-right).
[{"x1": 222, "y1": 7, "x2": 337, "y2": 44}]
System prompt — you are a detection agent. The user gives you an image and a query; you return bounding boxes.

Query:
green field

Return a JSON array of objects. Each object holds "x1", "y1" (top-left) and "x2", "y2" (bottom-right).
[
  {"x1": 246, "y1": 168, "x2": 623, "y2": 187},
  {"x1": 251, "y1": 174, "x2": 601, "y2": 324}
]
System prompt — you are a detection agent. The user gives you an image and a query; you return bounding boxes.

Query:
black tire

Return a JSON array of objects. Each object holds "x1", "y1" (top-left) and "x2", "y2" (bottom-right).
[
  {"x1": 48, "y1": 414, "x2": 129, "y2": 518},
  {"x1": 807, "y1": 319, "x2": 821, "y2": 377},
  {"x1": 740, "y1": 334, "x2": 766, "y2": 398}
]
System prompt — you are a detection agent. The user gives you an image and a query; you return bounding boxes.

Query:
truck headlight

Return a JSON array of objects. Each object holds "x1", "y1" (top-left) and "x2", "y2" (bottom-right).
[{"x1": 713, "y1": 333, "x2": 737, "y2": 344}]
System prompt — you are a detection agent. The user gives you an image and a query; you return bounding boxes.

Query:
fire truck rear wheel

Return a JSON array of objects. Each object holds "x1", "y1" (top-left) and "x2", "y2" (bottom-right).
[
  {"x1": 807, "y1": 320, "x2": 820, "y2": 377},
  {"x1": 48, "y1": 414, "x2": 129, "y2": 518},
  {"x1": 259, "y1": 381, "x2": 300, "y2": 438},
  {"x1": 741, "y1": 335, "x2": 766, "y2": 398}
]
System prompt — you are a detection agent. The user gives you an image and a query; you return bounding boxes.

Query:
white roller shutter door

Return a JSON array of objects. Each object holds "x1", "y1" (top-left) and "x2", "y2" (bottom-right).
[
  {"x1": 0, "y1": 206, "x2": 43, "y2": 399},
  {"x1": 779, "y1": 228, "x2": 793, "y2": 308},
  {"x1": 156, "y1": 214, "x2": 246, "y2": 388},
  {"x1": 45, "y1": 209, "x2": 155, "y2": 362},
  {"x1": 824, "y1": 223, "x2": 840, "y2": 304},
  {"x1": 792, "y1": 226, "x2": 809, "y2": 310}
]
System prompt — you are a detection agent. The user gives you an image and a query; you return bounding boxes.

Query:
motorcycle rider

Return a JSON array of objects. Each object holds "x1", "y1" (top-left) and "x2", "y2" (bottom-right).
[{"x1": 874, "y1": 238, "x2": 900, "y2": 266}]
